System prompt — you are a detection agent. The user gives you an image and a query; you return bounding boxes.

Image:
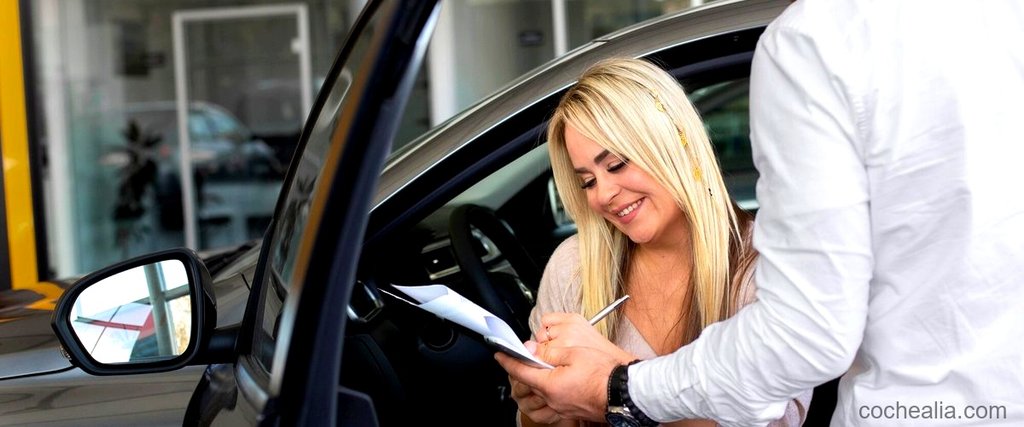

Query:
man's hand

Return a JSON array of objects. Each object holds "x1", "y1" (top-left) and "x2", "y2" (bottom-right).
[
  {"x1": 509, "y1": 373, "x2": 561, "y2": 424},
  {"x1": 496, "y1": 342, "x2": 622, "y2": 422},
  {"x1": 508, "y1": 341, "x2": 562, "y2": 425}
]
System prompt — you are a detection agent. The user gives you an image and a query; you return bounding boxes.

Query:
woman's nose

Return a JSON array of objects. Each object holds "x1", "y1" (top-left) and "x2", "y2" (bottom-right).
[{"x1": 595, "y1": 179, "x2": 620, "y2": 208}]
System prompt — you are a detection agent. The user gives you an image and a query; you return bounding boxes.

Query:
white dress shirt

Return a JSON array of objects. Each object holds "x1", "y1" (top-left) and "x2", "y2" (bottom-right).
[{"x1": 630, "y1": 0, "x2": 1024, "y2": 425}]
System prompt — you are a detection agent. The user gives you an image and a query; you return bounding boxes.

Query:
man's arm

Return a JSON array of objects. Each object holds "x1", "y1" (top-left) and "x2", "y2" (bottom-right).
[{"x1": 629, "y1": 11, "x2": 874, "y2": 426}]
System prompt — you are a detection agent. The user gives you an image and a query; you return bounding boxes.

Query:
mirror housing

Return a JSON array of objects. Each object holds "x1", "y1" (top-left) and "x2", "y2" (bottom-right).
[{"x1": 52, "y1": 248, "x2": 217, "y2": 375}]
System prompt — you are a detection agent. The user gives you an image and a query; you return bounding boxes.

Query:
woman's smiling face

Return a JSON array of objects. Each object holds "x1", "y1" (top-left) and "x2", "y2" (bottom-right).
[{"x1": 563, "y1": 124, "x2": 687, "y2": 246}]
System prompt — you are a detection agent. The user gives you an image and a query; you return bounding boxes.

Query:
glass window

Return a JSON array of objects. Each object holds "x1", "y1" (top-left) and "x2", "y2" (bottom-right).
[
  {"x1": 690, "y1": 77, "x2": 758, "y2": 208},
  {"x1": 25, "y1": 0, "x2": 709, "y2": 278},
  {"x1": 28, "y1": 0, "x2": 355, "y2": 276},
  {"x1": 188, "y1": 111, "x2": 213, "y2": 140},
  {"x1": 203, "y1": 105, "x2": 246, "y2": 140},
  {"x1": 565, "y1": 0, "x2": 692, "y2": 50}
]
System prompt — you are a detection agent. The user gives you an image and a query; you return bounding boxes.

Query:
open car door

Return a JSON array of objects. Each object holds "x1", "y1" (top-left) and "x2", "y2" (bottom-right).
[{"x1": 205, "y1": 1, "x2": 441, "y2": 425}]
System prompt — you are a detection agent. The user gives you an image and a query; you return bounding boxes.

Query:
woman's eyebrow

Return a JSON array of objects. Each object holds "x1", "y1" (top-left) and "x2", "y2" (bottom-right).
[{"x1": 574, "y1": 149, "x2": 612, "y2": 173}]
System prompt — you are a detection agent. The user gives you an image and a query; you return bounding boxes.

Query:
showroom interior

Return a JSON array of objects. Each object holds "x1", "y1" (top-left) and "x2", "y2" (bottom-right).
[{"x1": 0, "y1": 0, "x2": 705, "y2": 293}]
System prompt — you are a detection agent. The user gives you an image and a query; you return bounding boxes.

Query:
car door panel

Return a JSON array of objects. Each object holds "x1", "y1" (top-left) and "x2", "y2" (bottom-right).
[{"x1": 185, "y1": 0, "x2": 444, "y2": 425}]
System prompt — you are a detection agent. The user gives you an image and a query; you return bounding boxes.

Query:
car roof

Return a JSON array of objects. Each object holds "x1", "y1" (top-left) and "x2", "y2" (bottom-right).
[{"x1": 374, "y1": 0, "x2": 788, "y2": 209}]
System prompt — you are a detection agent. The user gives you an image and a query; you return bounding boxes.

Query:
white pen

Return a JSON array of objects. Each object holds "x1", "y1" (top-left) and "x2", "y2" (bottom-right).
[{"x1": 588, "y1": 295, "x2": 630, "y2": 325}]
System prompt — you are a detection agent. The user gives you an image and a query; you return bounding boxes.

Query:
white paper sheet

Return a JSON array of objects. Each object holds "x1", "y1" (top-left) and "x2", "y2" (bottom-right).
[{"x1": 393, "y1": 284, "x2": 553, "y2": 369}]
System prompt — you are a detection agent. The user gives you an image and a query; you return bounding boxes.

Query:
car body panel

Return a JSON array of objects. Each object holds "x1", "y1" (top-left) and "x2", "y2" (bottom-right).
[
  {"x1": 0, "y1": 308, "x2": 71, "y2": 380},
  {"x1": 0, "y1": 365, "x2": 204, "y2": 426}
]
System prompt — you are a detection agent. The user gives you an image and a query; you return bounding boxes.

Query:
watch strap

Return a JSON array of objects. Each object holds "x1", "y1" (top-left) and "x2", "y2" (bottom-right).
[{"x1": 608, "y1": 359, "x2": 658, "y2": 427}]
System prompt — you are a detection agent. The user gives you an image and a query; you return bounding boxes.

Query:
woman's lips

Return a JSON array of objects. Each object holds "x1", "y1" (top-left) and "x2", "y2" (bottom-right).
[{"x1": 614, "y1": 198, "x2": 644, "y2": 224}]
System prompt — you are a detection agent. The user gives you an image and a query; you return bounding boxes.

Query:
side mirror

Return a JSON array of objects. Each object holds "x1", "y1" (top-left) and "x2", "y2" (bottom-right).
[{"x1": 52, "y1": 248, "x2": 216, "y2": 375}]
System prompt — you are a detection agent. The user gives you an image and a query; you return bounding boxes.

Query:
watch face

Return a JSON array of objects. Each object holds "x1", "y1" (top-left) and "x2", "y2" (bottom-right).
[{"x1": 606, "y1": 410, "x2": 641, "y2": 427}]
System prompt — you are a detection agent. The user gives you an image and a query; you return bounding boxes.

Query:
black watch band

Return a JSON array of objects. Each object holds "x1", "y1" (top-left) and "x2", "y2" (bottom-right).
[{"x1": 606, "y1": 359, "x2": 658, "y2": 427}]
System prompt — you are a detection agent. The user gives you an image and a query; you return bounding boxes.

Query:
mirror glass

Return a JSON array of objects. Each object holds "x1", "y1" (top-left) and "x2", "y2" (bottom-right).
[{"x1": 69, "y1": 260, "x2": 193, "y2": 364}]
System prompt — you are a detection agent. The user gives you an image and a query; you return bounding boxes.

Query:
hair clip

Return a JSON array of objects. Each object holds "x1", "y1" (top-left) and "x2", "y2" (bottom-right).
[
  {"x1": 650, "y1": 88, "x2": 709, "y2": 196},
  {"x1": 648, "y1": 89, "x2": 667, "y2": 112}
]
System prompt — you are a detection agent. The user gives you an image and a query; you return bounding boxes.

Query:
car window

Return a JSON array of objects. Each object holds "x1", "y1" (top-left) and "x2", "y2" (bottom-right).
[
  {"x1": 188, "y1": 111, "x2": 213, "y2": 140},
  {"x1": 250, "y1": 9, "x2": 377, "y2": 375},
  {"x1": 205, "y1": 106, "x2": 246, "y2": 139},
  {"x1": 695, "y1": 79, "x2": 751, "y2": 172},
  {"x1": 690, "y1": 77, "x2": 758, "y2": 209}
]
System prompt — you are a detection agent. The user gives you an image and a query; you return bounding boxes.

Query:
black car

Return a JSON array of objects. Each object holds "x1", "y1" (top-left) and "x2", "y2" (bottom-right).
[{"x1": 0, "y1": 0, "x2": 835, "y2": 425}]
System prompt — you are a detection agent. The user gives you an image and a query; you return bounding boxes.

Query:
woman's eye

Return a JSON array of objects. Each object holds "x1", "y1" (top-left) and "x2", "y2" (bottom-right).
[
  {"x1": 608, "y1": 160, "x2": 628, "y2": 172},
  {"x1": 580, "y1": 178, "x2": 596, "y2": 189}
]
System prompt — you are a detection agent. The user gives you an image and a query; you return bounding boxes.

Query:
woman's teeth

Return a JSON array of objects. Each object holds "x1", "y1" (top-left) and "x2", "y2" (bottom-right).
[{"x1": 617, "y1": 199, "x2": 642, "y2": 217}]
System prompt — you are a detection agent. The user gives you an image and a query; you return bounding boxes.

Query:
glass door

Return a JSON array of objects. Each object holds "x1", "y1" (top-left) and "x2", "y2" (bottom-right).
[{"x1": 172, "y1": 5, "x2": 313, "y2": 250}]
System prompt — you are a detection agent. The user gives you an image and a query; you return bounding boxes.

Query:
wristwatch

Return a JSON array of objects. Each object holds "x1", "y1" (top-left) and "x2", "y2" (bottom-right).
[{"x1": 605, "y1": 360, "x2": 658, "y2": 427}]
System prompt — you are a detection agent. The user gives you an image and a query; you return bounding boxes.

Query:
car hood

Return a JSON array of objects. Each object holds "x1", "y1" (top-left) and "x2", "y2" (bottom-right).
[
  {"x1": 0, "y1": 242, "x2": 261, "y2": 381},
  {"x1": 0, "y1": 299, "x2": 72, "y2": 380}
]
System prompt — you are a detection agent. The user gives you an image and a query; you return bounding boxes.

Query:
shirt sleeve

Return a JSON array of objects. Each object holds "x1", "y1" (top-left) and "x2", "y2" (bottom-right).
[
  {"x1": 734, "y1": 254, "x2": 813, "y2": 427},
  {"x1": 629, "y1": 9, "x2": 874, "y2": 426}
]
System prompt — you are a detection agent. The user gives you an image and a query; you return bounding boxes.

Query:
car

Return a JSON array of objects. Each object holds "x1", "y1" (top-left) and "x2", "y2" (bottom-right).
[
  {"x1": 0, "y1": 0, "x2": 836, "y2": 425},
  {"x1": 120, "y1": 100, "x2": 285, "y2": 182},
  {"x1": 122, "y1": 101, "x2": 286, "y2": 246}
]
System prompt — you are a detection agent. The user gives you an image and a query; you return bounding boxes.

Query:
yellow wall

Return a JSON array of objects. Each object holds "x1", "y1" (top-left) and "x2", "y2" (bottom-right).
[{"x1": 0, "y1": 0, "x2": 42, "y2": 291}]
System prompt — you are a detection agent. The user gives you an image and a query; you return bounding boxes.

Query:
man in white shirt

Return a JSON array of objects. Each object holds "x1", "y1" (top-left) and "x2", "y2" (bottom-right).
[{"x1": 499, "y1": 0, "x2": 1024, "y2": 425}]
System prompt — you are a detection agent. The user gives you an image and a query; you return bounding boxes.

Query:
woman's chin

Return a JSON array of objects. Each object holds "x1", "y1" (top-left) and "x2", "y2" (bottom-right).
[
  {"x1": 612, "y1": 222, "x2": 654, "y2": 245},
  {"x1": 624, "y1": 231, "x2": 654, "y2": 245}
]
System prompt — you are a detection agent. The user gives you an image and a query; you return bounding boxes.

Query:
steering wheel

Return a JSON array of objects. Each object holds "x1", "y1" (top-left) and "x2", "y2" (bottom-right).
[{"x1": 449, "y1": 204, "x2": 541, "y2": 340}]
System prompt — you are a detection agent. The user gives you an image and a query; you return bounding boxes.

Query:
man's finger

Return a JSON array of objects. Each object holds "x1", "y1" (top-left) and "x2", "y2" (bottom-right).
[
  {"x1": 495, "y1": 352, "x2": 550, "y2": 389},
  {"x1": 523, "y1": 407, "x2": 561, "y2": 425},
  {"x1": 510, "y1": 379, "x2": 530, "y2": 398},
  {"x1": 522, "y1": 394, "x2": 548, "y2": 411},
  {"x1": 528, "y1": 407, "x2": 561, "y2": 423}
]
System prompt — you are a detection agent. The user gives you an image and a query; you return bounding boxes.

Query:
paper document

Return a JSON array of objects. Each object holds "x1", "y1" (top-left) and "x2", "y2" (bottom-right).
[{"x1": 393, "y1": 284, "x2": 554, "y2": 369}]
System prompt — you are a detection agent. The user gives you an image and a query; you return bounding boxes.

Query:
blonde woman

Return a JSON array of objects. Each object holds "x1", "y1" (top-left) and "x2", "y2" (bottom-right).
[{"x1": 504, "y1": 58, "x2": 811, "y2": 426}]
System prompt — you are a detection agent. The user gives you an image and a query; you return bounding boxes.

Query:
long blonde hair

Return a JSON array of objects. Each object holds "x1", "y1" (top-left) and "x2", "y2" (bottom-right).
[{"x1": 547, "y1": 58, "x2": 746, "y2": 342}]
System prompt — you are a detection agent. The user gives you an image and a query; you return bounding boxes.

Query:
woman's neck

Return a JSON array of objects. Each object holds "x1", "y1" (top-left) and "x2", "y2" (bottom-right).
[
  {"x1": 625, "y1": 233, "x2": 695, "y2": 355},
  {"x1": 633, "y1": 220, "x2": 693, "y2": 269},
  {"x1": 628, "y1": 225, "x2": 693, "y2": 293}
]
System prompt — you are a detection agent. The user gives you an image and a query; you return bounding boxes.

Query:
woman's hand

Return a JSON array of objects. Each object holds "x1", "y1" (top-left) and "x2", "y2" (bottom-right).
[{"x1": 535, "y1": 313, "x2": 635, "y2": 365}]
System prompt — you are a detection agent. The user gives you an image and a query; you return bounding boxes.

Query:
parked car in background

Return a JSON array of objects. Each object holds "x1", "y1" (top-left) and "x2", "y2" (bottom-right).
[
  {"x1": 113, "y1": 101, "x2": 286, "y2": 248},
  {"x1": 123, "y1": 100, "x2": 285, "y2": 183},
  {"x1": 0, "y1": 0, "x2": 837, "y2": 425}
]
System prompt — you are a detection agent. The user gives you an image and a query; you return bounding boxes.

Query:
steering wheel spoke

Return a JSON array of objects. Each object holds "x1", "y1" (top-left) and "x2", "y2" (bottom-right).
[{"x1": 449, "y1": 204, "x2": 540, "y2": 340}]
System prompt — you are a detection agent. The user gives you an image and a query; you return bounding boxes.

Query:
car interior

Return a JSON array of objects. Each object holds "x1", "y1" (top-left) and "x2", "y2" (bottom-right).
[
  {"x1": 338, "y1": 33, "x2": 838, "y2": 426},
  {"x1": 347, "y1": 143, "x2": 568, "y2": 425}
]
